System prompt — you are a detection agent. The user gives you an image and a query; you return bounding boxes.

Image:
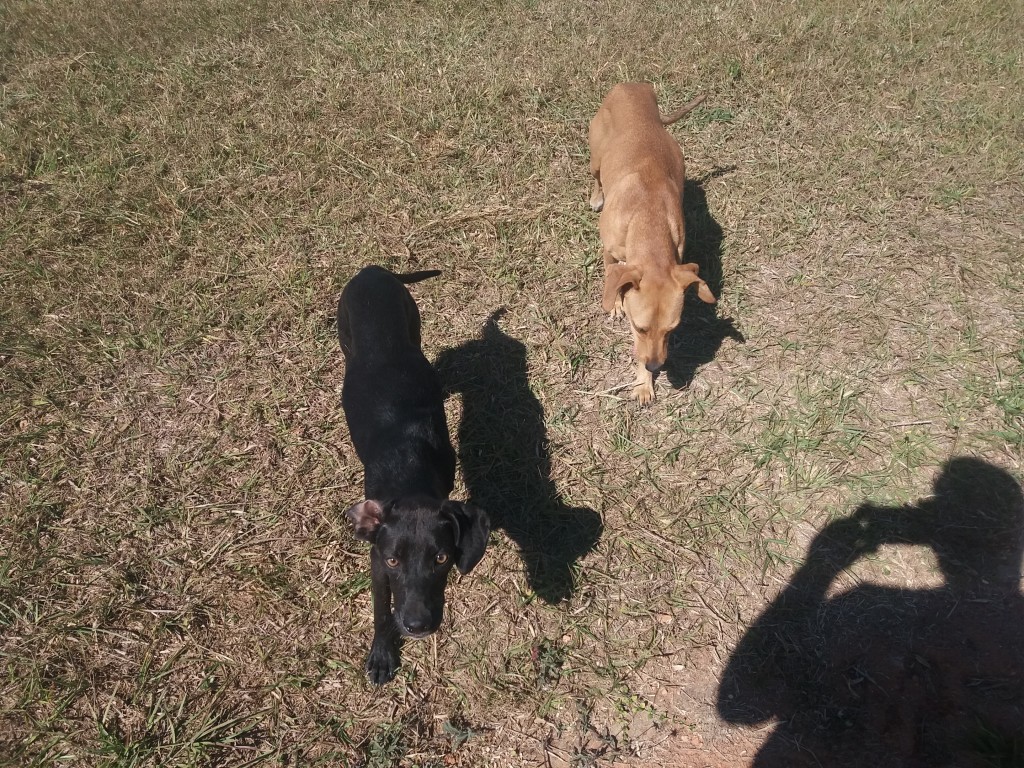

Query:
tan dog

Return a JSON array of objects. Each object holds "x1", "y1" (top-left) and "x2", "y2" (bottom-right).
[{"x1": 589, "y1": 83, "x2": 717, "y2": 404}]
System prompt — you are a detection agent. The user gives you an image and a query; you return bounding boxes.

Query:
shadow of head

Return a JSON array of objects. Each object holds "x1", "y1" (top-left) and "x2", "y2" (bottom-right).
[
  {"x1": 808, "y1": 457, "x2": 1024, "y2": 594},
  {"x1": 889, "y1": 457, "x2": 1024, "y2": 592},
  {"x1": 664, "y1": 171, "x2": 744, "y2": 389},
  {"x1": 435, "y1": 310, "x2": 602, "y2": 603}
]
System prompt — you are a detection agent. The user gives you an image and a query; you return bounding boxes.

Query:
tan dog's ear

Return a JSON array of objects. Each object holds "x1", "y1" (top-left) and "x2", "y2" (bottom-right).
[
  {"x1": 674, "y1": 264, "x2": 716, "y2": 304},
  {"x1": 602, "y1": 264, "x2": 642, "y2": 312}
]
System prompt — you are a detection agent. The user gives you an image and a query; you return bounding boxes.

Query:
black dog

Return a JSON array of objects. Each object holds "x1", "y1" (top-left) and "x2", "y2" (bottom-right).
[{"x1": 337, "y1": 266, "x2": 490, "y2": 685}]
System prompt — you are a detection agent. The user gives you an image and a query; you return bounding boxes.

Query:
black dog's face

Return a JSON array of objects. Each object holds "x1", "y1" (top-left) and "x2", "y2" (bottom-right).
[
  {"x1": 347, "y1": 496, "x2": 490, "y2": 638},
  {"x1": 373, "y1": 502, "x2": 458, "y2": 637}
]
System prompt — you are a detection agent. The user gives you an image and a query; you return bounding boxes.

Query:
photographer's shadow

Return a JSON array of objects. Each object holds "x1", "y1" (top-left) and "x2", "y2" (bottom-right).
[
  {"x1": 665, "y1": 172, "x2": 744, "y2": 389},
  {"x1": 718, "y1": 457, "x2": 1024, "y2": 767},
  {"x1": 436, "y1": 311, "x2": 602, "y2": 604}
]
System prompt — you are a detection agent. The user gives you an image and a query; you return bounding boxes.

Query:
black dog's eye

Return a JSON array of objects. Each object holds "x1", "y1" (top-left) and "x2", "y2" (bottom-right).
[
  {"x1": 385, "y1": 557, "x2": 399, "y2": 568},
  {"x1": 435, "y1": 553, "x2": 448, "y2": 565}
]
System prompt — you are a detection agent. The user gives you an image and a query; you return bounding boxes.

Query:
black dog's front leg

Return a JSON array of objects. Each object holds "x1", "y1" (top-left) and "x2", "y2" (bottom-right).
[{"x1": 366, "y1": 550, "x2": 401, "y2": 685}]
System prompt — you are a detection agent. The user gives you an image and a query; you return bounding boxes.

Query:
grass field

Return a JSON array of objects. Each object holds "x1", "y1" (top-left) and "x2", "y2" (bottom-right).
[{"x1": 2, "y1": 0, "x2": 1023, "y2": 765}]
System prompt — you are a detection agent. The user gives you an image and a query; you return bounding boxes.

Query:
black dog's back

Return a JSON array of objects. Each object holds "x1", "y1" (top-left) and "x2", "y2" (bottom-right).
[
  {"x1": 336, "y1": 266, "x2": 441, "y2": 357},
  {"x1": 337, "y1": 266, "x2": 454, "y2": 501}
]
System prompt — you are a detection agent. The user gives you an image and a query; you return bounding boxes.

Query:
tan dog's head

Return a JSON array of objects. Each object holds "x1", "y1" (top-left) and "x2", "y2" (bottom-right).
[{"x1": 603, "y1": 262, "x2": 716, "y2": 372}]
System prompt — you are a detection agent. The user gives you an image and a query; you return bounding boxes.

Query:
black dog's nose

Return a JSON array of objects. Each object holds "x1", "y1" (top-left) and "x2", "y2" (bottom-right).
[
  {"x1": 403, "y1": 618, "x2": 432, "y2": 635},
  {"x1": 645, "y1": 361, "x2": 662, "y2": 373}
]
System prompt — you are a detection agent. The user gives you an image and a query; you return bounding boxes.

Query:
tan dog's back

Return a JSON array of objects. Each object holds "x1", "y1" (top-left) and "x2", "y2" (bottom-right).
[{"x1": 589, "y1": 83, "x2": 686, "y2": 202}]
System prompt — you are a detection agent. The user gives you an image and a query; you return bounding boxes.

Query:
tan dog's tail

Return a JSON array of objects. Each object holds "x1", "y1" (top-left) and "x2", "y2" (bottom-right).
[{"x1": 660, "y1": 94, "x2": 707, "y2": 126}]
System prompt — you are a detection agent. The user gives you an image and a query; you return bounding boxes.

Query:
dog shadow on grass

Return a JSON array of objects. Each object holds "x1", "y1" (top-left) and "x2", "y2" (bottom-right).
[
  {"x1": 436, "y1": 310, "x2": 602, "y2": 604},
  {"x1": 664, "y1": 171, "x2": 745, "y2": 390},
  {"x1": 717, "y1": 456, "x2": 1024, "y2": 767}
]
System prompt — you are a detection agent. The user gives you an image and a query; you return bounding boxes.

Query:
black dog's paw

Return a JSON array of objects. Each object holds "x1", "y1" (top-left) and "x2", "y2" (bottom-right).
[{"x1": 366, "y1": 640, "x2": 399, "y2": 685}]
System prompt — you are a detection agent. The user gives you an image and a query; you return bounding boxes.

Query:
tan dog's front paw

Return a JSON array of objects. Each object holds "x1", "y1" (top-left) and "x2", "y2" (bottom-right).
[
  {"x1": 590, "y1": 180, "x2": 604, "y2": 212},
  {"x1": 631, "y1": 365, "x2": 655, "y2": 405},
  {"x1": 631, "y1": 381, "x2": 655, "y2": 405},
  {"x1": 610, "y1": 292, "x2": 626, "y2": 319}
]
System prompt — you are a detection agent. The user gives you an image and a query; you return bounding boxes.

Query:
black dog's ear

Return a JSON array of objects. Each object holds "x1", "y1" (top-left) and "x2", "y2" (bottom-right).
[
  {"x1": 346, "y1": 500, "x2": 384, "y2": 542},
  {"x1": 443, "y1": 501, "x2": 490, "y2": 575}
]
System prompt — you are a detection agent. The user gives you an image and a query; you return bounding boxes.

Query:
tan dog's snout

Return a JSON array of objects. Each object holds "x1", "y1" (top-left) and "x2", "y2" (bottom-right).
[{"x1": 632, "y1": 323, "x2": 669, "y2": 373}]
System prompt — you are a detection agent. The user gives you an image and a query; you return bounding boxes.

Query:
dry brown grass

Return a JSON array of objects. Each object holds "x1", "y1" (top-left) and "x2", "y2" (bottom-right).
[{"x1": 2, "y1": 0, "x2": 1023, "y2": 765}]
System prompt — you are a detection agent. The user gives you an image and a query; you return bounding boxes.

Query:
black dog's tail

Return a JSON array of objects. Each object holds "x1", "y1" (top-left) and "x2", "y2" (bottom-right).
[{"x1": 395, "y1": 269, "x2": 442, "y2": 284}]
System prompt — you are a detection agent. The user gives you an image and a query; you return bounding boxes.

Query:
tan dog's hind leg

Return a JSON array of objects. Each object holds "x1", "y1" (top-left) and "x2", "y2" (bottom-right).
[{"x1": 631, "y1": 360, "x2": 655, "y2": 404}]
